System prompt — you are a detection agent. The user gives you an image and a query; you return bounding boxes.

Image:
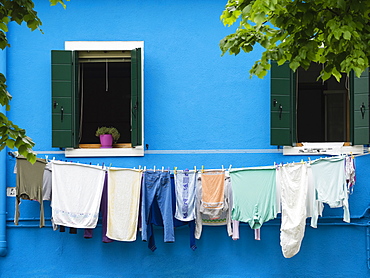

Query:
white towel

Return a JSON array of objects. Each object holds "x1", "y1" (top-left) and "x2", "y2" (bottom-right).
[
  {"x1": 279, "y1": 163, "x2": 308, "y2": 258},
  {"x1": 51, "y1": 161, "x2": 105, "y2": 229},
  {"x1": 174, "y1": 170, "x2": 197, "y2": 221},
  {"x1": 106, "y1": 168, "x2": 142, "y2": 241}
]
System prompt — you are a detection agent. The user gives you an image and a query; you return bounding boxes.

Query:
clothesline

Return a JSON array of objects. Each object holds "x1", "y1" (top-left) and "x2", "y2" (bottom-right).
[{"x1": 8, "y1": 150, "x2": 363, "y2": 174}]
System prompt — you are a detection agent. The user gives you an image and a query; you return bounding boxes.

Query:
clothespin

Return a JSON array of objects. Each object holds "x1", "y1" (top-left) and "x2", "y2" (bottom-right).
[
  {"x1": 45, "y1": 155, "x2": 49, "y2": 161},
  {"x1": 139, "y1": 165, "x2": 142, "y2": 170},
  {"x1": 221, "y1": 165, "x2": 225, "y2": 171},
  {"x1": 162, "y1": 166, "x2": 164, "y2": 172},
  {"x1": 109, "y1": 163, "x2": 112, "y2": 168},
  {"x1": 144, "y1": 166, "x2": 147, "y2": 171},
  {"x1": 194, "y1": 166, "x2": 197, "y2": 173},
  {"x1": 228, "y1": 164, "x2": 232, "y2": 171},
  {"x1": 350, "y1": 152, "x2": 354, "y2": 159},
  {"x1": 201, "y1": 165, "x2": 204, "y2": 173},
  {"x1": 301, "y1": 159, "x2": 304, "y2": 164},
  {"x1": 154, "y1": 165, "x2": 156, "y2": 172},
  {"x1": 174, "y1": 167, "x2": 177, "y2": 174}
]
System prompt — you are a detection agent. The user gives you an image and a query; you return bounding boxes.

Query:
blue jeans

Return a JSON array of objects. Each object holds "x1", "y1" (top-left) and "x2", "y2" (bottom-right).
[
  {"x1": 148, "y1": 176, "x2": 197, "y2": 251},
  {"x1": 141, "y1": 171, "x2": 174, "y2": 245}
]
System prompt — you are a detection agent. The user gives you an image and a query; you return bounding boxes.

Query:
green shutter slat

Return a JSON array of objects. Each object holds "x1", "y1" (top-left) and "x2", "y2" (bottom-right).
[
  {"x1": 131, "y1": 48, "x2": 142, "y2": 147},
  {"x1": 51, "y1": 50, "x2": 79, "y2": 148},
  {"x1": 351, "y1": 68, "x2": 369, "y2": 145},
  {"x1": 270, "y1": 61, "x2": 295, "y2": 146}
]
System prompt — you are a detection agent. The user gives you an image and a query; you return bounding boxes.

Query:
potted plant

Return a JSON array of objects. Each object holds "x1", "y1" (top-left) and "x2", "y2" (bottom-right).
[{"x1": 95, "y1": 126, "x2": 120, "y2": 148}]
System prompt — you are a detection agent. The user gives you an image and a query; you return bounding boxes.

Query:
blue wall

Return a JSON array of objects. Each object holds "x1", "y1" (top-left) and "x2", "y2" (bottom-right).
[{"x1": 1, "y1": 1, "x2": 370, "y2": 277}]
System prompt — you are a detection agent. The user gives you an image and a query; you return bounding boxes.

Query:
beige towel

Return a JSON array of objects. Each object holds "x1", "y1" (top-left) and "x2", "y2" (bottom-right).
[
  {"x1": 106, "y1": 168, "x2": 142, "y2": 241},
  {"x1": 201, "y1": 171, "x2": 225, "y2": 209}
]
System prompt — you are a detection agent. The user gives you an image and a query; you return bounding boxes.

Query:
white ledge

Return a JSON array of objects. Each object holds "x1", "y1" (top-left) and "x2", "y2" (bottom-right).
[
  {"x1": 283, "y1": 143, "x2": 364, "y2": 156},
  {"x1": 64, "y1": 146, "x2": 144, "y2": 157}
]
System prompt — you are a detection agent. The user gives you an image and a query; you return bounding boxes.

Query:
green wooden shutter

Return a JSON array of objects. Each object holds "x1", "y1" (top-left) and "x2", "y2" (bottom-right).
[
  {"x1": 270, "y1": 61, "x2": 295, "y2": 146},
  {"x1": 51, "y1": 50, "x2": 79, "y2": 148},
  {"x1": 351, "y1": 68, "x2": 369, "y2": 145},
  {"x1": 131, "y1": 48, "x2": 142, "y2": 147}
]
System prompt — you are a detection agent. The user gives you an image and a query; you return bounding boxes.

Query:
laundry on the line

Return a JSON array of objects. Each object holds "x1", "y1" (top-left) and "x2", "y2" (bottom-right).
[{"x1": 13, "y1": 154, "x2": 355, "y2": 258}]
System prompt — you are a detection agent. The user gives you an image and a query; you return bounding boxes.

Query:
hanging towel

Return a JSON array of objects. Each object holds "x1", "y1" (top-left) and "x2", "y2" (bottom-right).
[
  {"x1": 174, "y1": 170, "x2": 197, "y2": 221},
  {"x1": 106, "y1": 168, "x2": 142, "y2": 241},
  {"x1": 200, "y1": 170, "x2": 225, "y2": 214},
  {"x1": 230, "y1": 166, "x2": 276, "y2": 229},
  {"x1": 195, "y1": 172, "x2": 233, "y2": 239},
  {"x1": 51, "y1": 161, "x2": 105, "y2": 229},
  {"x1": 279, "y1": 163, "x2": 309, "y2": 258},
  {"x1": 310, "y1": 156, "x2": 349, "y2": 228},
  {"x1": 14, "y1": 156, "x2": 47, "y2": 228}
]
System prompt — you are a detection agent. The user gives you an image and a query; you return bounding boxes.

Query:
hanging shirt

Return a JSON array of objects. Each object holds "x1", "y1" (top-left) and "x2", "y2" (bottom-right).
[
  {"x1": 42, "y1": 162, "x2": 52, "y2": 201},
  {"x1": 51, "y1": 161, "x2": 106, "y2": 229},
  {"x1": 230, "y1": 166, "x2": 277, "y2": 229},
  {"x1": 14, "y1": 156, "x2": 47, "y2": 228},
  {"x1": 310, "y1": 156, "x2": 350, "y2": 228}
]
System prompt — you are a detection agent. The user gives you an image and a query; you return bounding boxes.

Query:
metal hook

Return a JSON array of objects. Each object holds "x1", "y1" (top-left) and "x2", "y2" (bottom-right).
[
  {"x1": 360, "y1": 103, "x2": 366, "y2": 119},
  {"x1": 279, "y1": 104, "x2": 283, "y2": 120}
]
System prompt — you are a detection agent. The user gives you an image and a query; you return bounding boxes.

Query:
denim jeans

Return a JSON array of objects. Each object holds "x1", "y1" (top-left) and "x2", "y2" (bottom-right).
[
  {"x1": 141, "y1": 171, "x2": 174, "y2": 244},
  {"x1": 148, "y1": 176, "x2": 197, "y2": 251}
]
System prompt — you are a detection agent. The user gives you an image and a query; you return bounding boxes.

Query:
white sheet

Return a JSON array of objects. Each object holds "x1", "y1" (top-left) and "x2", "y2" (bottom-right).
[{"x1": 51, "y1": 161, "x2": 106, "y2": 229}]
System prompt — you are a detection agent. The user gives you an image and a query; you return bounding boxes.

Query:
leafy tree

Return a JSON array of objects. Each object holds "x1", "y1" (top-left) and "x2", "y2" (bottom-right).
[
  {"x1": 0, "y1": 0, "x2": 67, "y2": 163},
  {"x1": 220, "y1": 0, "x2": 370, "y2": 81}
]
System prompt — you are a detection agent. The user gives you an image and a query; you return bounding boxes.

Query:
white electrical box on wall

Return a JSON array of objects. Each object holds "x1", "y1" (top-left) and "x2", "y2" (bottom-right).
[{"x1": 7, "y1": 187, "x2": 16, "y2": 197}]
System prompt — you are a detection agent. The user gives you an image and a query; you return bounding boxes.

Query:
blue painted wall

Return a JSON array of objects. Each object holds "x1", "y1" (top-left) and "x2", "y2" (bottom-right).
[{"x1": 1, "y1": 1, "x2": 370, "y2": 277}]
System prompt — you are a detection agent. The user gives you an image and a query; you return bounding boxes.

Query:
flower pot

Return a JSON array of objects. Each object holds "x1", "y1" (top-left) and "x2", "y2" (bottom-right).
[{"x1": 99, "y1": 134, "x2": 113, "y2": 148}]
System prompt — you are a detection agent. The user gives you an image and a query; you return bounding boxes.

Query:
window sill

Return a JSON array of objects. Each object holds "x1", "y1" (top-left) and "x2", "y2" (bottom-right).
[
  {"x1": 64, "y1": 146, "x2": 144, "y2": 157},
  {"x1": 283, "y1": 143, "x2": 364, "y2": 156}
]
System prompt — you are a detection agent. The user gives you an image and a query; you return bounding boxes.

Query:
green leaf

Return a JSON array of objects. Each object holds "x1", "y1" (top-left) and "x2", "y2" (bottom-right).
[
  {"x1": 290, "y1": 61, "x2": 300, "y2": 71},
  {"x1": 0, "y1": 22, "x2": 8, "y2": 32},
  {"x1": 6, "y1": 138, "x2": 15, "y2": 149},
  {"x1": 254, "y1": 12, "x2": 266, "y2": 26},
  {"x1": 27, "y1": 153, "x2": 36, "y2": 164},
  {"x1": 337, "y1": 0, "x2": 346, "y2": 9},
  {"x1": 343, "y1": 31, "x2": 351, "y2": 40}
]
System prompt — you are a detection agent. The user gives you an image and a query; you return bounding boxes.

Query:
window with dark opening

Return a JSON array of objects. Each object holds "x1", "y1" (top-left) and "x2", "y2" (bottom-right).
[
  {"x1": 270, "y1": 60, "x2": 368, "y2": 147},
  {"x1": 297, "y1": 62, "x2": 349, "y2": 142},
  {"x1": 79, "y1": 51, "x2": 131, "y2": 145}
]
